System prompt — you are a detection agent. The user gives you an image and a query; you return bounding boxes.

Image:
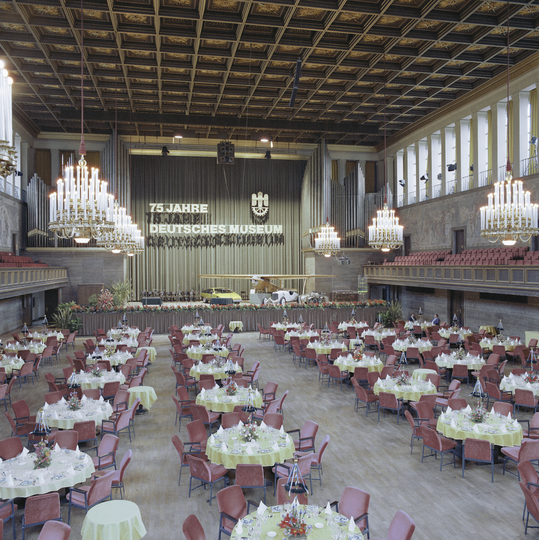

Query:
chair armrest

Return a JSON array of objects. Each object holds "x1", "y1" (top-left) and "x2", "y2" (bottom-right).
[
  {"x1": 114, "y1": 400, "x2": 128, "y2": 412},
  {"x1": 330, "y1": 501, "x2": 339, "y2": 512},
  {"x1": 274, "y1": 462, "x2": 292, "y2": 477},
  {"x1": 96, "y1": 450, "x2": 115, "y2": 467},
  {"x1": 355, "y1": 512, "x2": 369, "y2": 524},
  {"x1": 527, "y1": 481, "x2": 539, "y2": 489},
  {"x1": 69, "y1": 486, "x2": 89, "y2": 503},
  {"x1": 286, "y1": 428, "x2": 301, "y2": 436},
  {"x1": 219, "y1": 511, "x2": 240, "y2": 528},
  {"x1": 296, "y1": 436, "x2": 315, "y2": 451},
  {"x1": 247, "y1": 500, "x2": 258, "y2": 513},
  {"x1": 263, "y1": 391, "x2": 276, "y2": 402},
  {"x1": 101, "y1": 419, "x2": 116, "y2": 431}
]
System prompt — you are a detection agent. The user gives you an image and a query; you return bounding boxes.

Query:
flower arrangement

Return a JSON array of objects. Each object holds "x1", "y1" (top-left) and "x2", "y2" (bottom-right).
[
  {"x1": 33, "y1": 441, "x2": 52, "y2": 469},
  {"x1": 67, "y1": 392, "x2": 82, "y2": 411},
  {"x1": 91, "y1": 366, "x2": 103, "y2": 377},
  {"x1": 353, "y1": 349, "x2": 363, "y2": 361},
  {"x1": 454, "y1": 348, "x2": 466, "y2": 360},
  {"x1": 279, "y1": 506, "x2": 308, "y2": 537},
  {"x1": 527, "y1": 373, "x2": 539, "y2": 384},
  {"x1": 105, "y1": 344, "x2": 115, "y2": 358},
  {"x1": 224, "y1": 380, "x2": 238, "y2": 396},
  {"x1": 394, "y1": 372, "x2": 411, "y2": 385},
  {"x1": 239, "y1": 423, "x2": 258, "y2": 442},
  {"x1": 468, "y1": 402, "x2": 488, "y2": 423},
  {"x1": 96, "y1": 289, "x2": 115, "y2": 312}
]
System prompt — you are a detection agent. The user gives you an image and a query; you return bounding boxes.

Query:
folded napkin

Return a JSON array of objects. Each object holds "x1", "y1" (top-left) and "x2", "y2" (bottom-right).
[
  {"x1": 213, "y1": 396, "x2": 218, "y2": 403},
  {"x1": 500, "y1": 425, "x2": 508, "y2": 433},
  {"x1": 450, "y1": 418, "x2": 457, "y2": 429},
  {"x1": 52, "y1": 411, "x2": 59, "y2": 419},
  {"x1": 272, "y1": 443, "x2": 279, "y2": 451},
  {"x1": 5, "y1": 475, "x2": 13, "y2": 487},
  {"x1": 473, "y1": 424, "x2": 480, "y2": 433},
  {"x1": 20, "y1": 447, "x2": 29, "y2": 458},
  {"x1": 210, "y1": 435, "x2": 215, "y2": 444},
  {"x1": 412, "y1": 385, "x2": 418, "y2": 391},
  {"x1": 513, "y1": 419, "x2": 519, "y2": 428},
  {"x1": 99, "y1": 396, "x2": 104, "y2": 403},
  {"x1": 60, "y1": 397, "x2": 67, "y2": 405},
  {"x1": 446, "y1": 406, "x2": 453, "y2": 414},
  {"x1": 221, "y1": 442, "x2": 228, "y2": 452},
  {"x1": 464, "y1": 405, "x2": 471, "y2": 413},
  {"x1": 200, "y1": 388, "x2": 206, "y2": 397},
  {"x1": 236, "y1": 520, "x2": 243, "y2": 534},
  {"x1": 245, "y1": 445, "x2": 253, "y2": 455},
  {"x1": 43, "y1": 402, "x2": 49, "y2": 410},
  {"x1": 54, "y1": 443, "x2": 61, "y2": 453},
  {"x1": 260, "y1": 421, "x2": 267, "y2": 429},
  {"x1": 325, "y1": 502, "x2": 332, "y2": 515},
  {"x1": 231, "y1": 396, "x2": 237, "y2": 403},
  {"x1": 507, "y1": 412, "x2": 512, "y2": 421},
  {"x1": 217, "y1": 426, "x2": 224, "y2": 434},
  {"x1": 348, "y1": 517, "x2": 355, "y2": 532},
  {"x1": 527, "y1": 382, "x2": 533, "y2": 389},
  {"x1": 213, "y1": 384, "x2": 219, "y2": 390},
  {"x1": 37, "y1": 472, "x2": 45, "y2": 484},
  {"x1": 234, "y1": 362, "x2": 240, "y2": 371},
  {"x1": 257, "y1": 501, "x2": 267, "y2": 515},
  {"x1": 66, "y1": 465, "x2": 76, "y2": 476},
  {"x1": 81, "y1": 395, "x2": 87, "y2": 402},
  {"x1": 385, "y1": 374, "x2": 391, "y2": 380},
  {"x1": 279, "y1": 425, "x2": 284, "y2": 434},
  {"x1": 75, "y1": 445, "x2": 80, "y2": 456},
  {"x1": 239, "y1": 420, "x2": 244, "y2": 428}
]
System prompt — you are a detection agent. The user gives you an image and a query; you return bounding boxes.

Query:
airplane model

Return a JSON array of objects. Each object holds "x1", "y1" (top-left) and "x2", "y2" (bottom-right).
[{"x1": 198, "y1": 274, "x2": 335, "y2": 294}]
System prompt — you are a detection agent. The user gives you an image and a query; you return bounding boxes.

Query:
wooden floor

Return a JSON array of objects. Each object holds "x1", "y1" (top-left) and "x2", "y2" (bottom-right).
[{"x1": 0, "y1": 328, "x2": 534, "y2": 540}]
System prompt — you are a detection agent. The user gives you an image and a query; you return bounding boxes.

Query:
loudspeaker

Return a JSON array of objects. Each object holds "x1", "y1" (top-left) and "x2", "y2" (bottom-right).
[
  {"x1": 217, "y1": 141, "x2": 235, "y2": 164},
  {"x1": 143, "y1": 297, "x2": 161, "y2": 306},
  {"x1": 210, "y1": 297, "x2": 233, "y2": 305}
]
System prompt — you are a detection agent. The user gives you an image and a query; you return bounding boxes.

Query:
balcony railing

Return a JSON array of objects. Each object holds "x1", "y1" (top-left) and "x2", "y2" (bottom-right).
[
  {"x1": 522, "y1": 156, "x2": 539, "y2": 176},
  {"x1": 478, "y1": 169, "x2": 492, "y2": 187},
  {"x1": 0, "y1": 267, "x2": 68, "y2": 300}
]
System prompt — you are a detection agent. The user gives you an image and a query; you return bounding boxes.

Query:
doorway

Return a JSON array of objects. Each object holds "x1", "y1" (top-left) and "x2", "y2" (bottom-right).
[
  {"x1": 449, "y1": 290, "x2": 464, "y2": 326},
  {"x1": 453, "y1": 229, "x2": 465, "y2": 255}
]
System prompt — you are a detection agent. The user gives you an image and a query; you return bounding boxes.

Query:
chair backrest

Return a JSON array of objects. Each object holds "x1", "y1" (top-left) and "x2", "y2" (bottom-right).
[
  {"x1": 339, "y1": 486, "x2": 370, "y2": 528},
  {"x1": 186, "y1": 420, "x2": 207, "y2": 446},
  {"x1": 415, "y1": 401, "x2": 435, "y2": 420},
  {"x1": 276, "y1": 478, "x2": 308, "y2": 505},
  {"x1": 463, "y1": 437, "x2": 491, "y2": 461},
  {"x1": 24, "y1": 492, "x2": 61, "y2": 525},
  {"x1": 387, "y1": 510, "x2": 416, "y2": 540},
  {"x1": 221, "y1": 412, "x2": 241, "y2": 429},
  {"x1": 117, "y1": 449, "x2": 133, "y2": 482},
  {"x1": 98, "y1": 434, "x2": 119, "y2": 459},
  {"x1": 263, "y1": 413, "x2": 283, "y2": 430},
  {"x1": 447, "y1": 398, "x2": 467, "y2": 410},
  {"x1": 0, "y1": 436, "x2": 23, "y2": 459},
  {"x1": 235, "y1": 463, "x2": 264, "y2": 487},
  {"x1": 425, "y1": 373, "x2": 440, "y2": 388},
  {"x1": 182, "y1": 514, "x2": 206, "y2": 540},
  {"x1": 447, "y1": 379, "x2": 461, "y2": 392},
  {"x1": 12, "y1": 399, "x2": 31, "y2": 420},
  {"x1": 51, "y1": 430, "x2": 78, "y2": 450},
  {"x1": 216, "y1": 485, "x2": 247, "y2": 532},
  {"x1": 37, "y1": 521, "x2": 71, "y2": 540},
  {"x1": 492, "y1": 401, "x2": 514, "y2": 416},
  {"x1": 44, "y1": 391, "x2": 63, "y2": 404},
  {"x1": 87, "y1": 470, "x2": 115, "y2": 506},
  {"x1": 73, "y1": 420, "x2": 97, "y2": 444}
]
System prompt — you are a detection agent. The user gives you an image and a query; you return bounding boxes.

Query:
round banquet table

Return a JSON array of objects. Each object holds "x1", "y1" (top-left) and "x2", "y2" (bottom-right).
[
  {"x1": 412, "y1": 368, "x2": 438, "y2": 380},
  {"x1": 181, "y1": 325, "x2": 212, "y2": 335},
  {"x1": 183, "y1": 334, "x2": 215, "y2": 346},
  {"x1": 479, "y1": 338, "x2": 521, "y2": 352},
  {"x1": 128, "y1": 386, "x2": 157, "y2": 410},
  {"x1": 361, "y1": 329, "x2": 396, "y2": 342},
  {"x1": 373, "y1": 379, "x2": 437, "y2": 401},
  {"x1": 404, "y1": 321, "x2": 430, "y2": 331},
  {"x1": 196, "y1": 387, "x2": 263, "y2": 413},
  {"x1": 480, "y1": 325, "x2": 497, "y2": 335},
  {"x1": 284, "y1": 331, "x2": 319, "y2": 340},
  {"x1": 190, "y1": 363, "x2": 242, "y2": 381},
  {"x1": 229, "y1": 321, "x2": 244, "y2": 332},
  {"x1": 28, "y1": 332, "x2": 64, "y2": 343},
  {"x1": 392, "y1": 339, "x2": 433, "y2": 354},
  {"x1": 437, "y1": 410, "x2": 523, "y2": 446},
  {"x1": 81, "y1": 500, "x2": 147, "y2": 540},
  {"x1": 70, "y1": 371, "x2": 125, "y2": 390},
  {"x1": 87, "y1": 351, "x2": 133, "y2": 367},
  {"x1": 271, "y1": 323, "x2": 301, "y2": 331},
  {"x1": 186, "y1": 346, "x2": 229, "y2": 361},
  {"x1": 206, "y1": 426, "x2": 295, "y2": 469},
  {"x1": 334, "y1": 355, "x2": 383, "y2": 373},
  {"x1": 231, "y1": 505, "x2": 364, "y2": 540},
  {"x1": 0, "y1": 358, "x2": 24, "y2": 375},
  {"x1": 0, "y1": 449, "x2": 94, "y2": 499},
  {"x1": 43, "y1": 399, "x2": 113, "y2": 430},
  {"x1": 306, "y1": 342, "x2": 347, "y2": 355},
  {"x1": 338, "y1": 321, "x2": 369, "y2": 331},
  {"x1": 500, "y1": 375, "x2": 539, "y2": 397},
  {"x1": 107, "y1": 327, "x2": 140, "y2": 340},
  {"x1": 135, "y1": 346, "x2": 156, "y2": 363},
  {"x1": 3, "y1": 342, "x2": 46, "y2": 355},
  {"x1": 435, "y1": 353, "x2": 485, "y2": 371},
  {"x1": 438, "y1": 328, "x2": 472, "y2": 340}
]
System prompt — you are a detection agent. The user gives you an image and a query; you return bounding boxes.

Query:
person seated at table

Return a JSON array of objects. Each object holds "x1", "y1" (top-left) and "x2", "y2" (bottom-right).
[
  {"x1": 431, "y1": 314, "x2": 440, "y2": 325},
  {"x1": 409, "y1": 313, "x2": 417, "y2": 323}
]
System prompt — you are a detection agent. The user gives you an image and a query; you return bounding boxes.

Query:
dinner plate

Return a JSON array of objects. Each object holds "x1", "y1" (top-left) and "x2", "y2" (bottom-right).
[
  {"x1": 74, "y1": 464, "x2": 85, "y2": 470},
  {"x1": 348, "y1": 534, "x2": 362, "y2": 540},
  {"x1": 336, "y1": 515, "x2": 349, "y2": 525},
  {"x1": 271, "y1": 506, "x2": 282, "y2": 512},
  {"x1": 260, "y1": 449, "x2": 271, "y2": 453},
  {"x1": 314, "y1": 523, "x2": 324, "y2": 529},
  {"x1": 307, "y1": 505, "x2": 318, "y2": 512},
  {"x1": 278, "y1": 443, "x2": 288, "y2": 447},
  {"x1": 230, "y1": 450, "x2": 241, "y2": 454},
  {"x1": 20, "y1": 480, "x2": 32, "y2": 486},
  {"x1": 242, "y1": 519, "x2": 254, "y2": 526},
  {"x1": 51, "y1": 475, "x2": 64, "y2": 480}
]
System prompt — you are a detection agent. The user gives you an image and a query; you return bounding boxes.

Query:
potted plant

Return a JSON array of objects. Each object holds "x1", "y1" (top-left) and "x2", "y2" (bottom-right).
[
  {"x1": 379, "y1": 301, "x2": 402, "y2": 328},
  {"x1": 109, "y1": 279, "x2": 133, "y2": 307}
]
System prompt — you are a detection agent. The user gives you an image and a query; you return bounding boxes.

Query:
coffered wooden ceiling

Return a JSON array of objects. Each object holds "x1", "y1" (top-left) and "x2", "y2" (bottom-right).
[{"x1": 1, "y1": 0, "x2": 539, "y2": 145}]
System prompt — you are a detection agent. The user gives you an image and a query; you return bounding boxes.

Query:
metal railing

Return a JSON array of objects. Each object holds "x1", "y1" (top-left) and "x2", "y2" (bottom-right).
[
  {"x1": 522, "y1": 156, "x2": 539, "y2": 176},
  {"x1": 478, "y1": 169, "x2": 492, "y2": 187},
  {"x1": 446, "y1": 179, "x2": 457, "y2": 195}
]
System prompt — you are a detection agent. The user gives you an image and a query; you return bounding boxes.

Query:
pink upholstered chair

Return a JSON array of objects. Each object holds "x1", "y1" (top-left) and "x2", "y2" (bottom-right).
[
  {"x1": 217, "y1": 485, "x2": 252, "y2": 540},
  {"x1": 378, "y1": 392, "x2": 404, "y2": 424},
  {"x1": 67, "y1": 470, "x2": 114, "y2": 524},
  {"x1": 330, "y1": 486, "x2": 370, "y2": 538},
  {"x1": 21, "y1": 492, "x2": 61, "y2": 539},
  {"x1": 0, "y1": 436, "x2": 23, "y2": 460},
  {"x1": 263, "y1": 413, "x2": 283, "y2": 430},
  {"x1": 235, "y1": 463, "x2": 267, "y2": 503},
  {"x1": 92, "y1": 434, "x2": 119, "y2": 471},
  {"x1": 183, "y1": 514, "x2": 206, "y2": 540},
  {"x1": 92, "y1": 449, "x2": 132, "y2": 499},
  {"x1": 518, "y1": 460, "x2": 539, "y2": 520},
  {"x1": 186, "y1": 420, "x2": 209, "y2": 456},
  {"x1": 462, "y1": 437, "x2": 494, "y2": 482},
  {"x1": 352, "y1": 379, "x2": 379, "y2": 416},
  {"x1": 296, "y1": 434, "x2": 330, "y2": 486},
  {"x1": 220, "y1": 412, "x2": 241, "y2": 429},
  {"x1": 514, "y1": 389, "x2": 539, "y2": 415},
  {"x1": 37, "y1": 521, "x2": 71, "y2": 540},
  {"x1": 287, "y1": 420, "x2": 318, "y2": 452},
  {"x1": 273, "y1": 454, "x2": 314, "y2": 496},
  {"x1": 420, "y1": 426, "x2": 457, "y2": 471},
  {"x1": 404, "y1": 410, "x2": 424, "y2": 454},
  {"x1": 502, "y1": 439, "x2": 539, "y2": 479},
  {"x1": 49, "y1": 430, "x2": 78, "y2": 451},
  {"x1": 186, "y1": 454, "x2": 229, "y2": 506},
  {"x1": 372, "y1": 510, "x2": 415, "y2": 540}
]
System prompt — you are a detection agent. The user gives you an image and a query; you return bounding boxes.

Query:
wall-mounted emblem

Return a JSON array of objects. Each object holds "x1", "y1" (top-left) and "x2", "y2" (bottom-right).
[{"x1": 251, "y1": 192, "x2": 269, "y2": 224}]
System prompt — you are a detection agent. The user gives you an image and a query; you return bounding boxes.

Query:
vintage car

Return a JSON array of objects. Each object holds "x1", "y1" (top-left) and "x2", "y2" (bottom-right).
[
  {"x1": 299, "y1": 292, "x2": 328, "y2": 304},
  {"x1": 201, "y1": 287, "x2": 242, "y2": 304},
  {"x1": 263, "y1": 290, "x2": 299, "y2": 305}
]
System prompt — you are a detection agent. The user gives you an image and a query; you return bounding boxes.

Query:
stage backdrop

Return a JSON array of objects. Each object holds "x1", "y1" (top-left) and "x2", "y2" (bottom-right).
[{"x1": 129, "y1": 155, "x2": 306, "y2": 299}]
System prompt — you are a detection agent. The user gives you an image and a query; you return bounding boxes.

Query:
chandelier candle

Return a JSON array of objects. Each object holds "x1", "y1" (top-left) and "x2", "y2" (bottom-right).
[{"x1": 368, "y1": 204, "x2": 404, "y2": 252}]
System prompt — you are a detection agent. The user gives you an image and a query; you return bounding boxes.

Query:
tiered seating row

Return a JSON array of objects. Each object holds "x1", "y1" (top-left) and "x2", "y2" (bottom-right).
[{"x1": 0, "y1": 252, "x2": 48, "y2": 268}]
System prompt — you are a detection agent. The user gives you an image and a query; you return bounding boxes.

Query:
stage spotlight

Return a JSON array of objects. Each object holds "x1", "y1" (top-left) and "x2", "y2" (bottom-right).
[
  {"x1": 162, "y1": 146, "x2": 170, "y2": 156},
  {"x1": 265, "y1": 150, "x2": 271, "y2": 159}
]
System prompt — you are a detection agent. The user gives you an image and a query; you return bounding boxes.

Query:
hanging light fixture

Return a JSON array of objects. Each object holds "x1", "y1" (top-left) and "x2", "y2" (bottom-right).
[
  {"x1": 48, "y1": 4, "x2": 115, "y2": 244},
  {"x1": 0, "y1": 61, "x2": 17, "y2": 179},
  {"x1": 480, "y1": 2, "x2": 539, "y2": 246},
  {"x1": 314, "y1": 218, "x2": 340, "y2": 257},
  {"x1": 369, "y1": 55, "x2": 404, "y2": 252}
]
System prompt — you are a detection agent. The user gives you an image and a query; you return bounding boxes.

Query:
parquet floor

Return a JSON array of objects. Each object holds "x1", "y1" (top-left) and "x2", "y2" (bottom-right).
[{"x1": 0, "y1": 328, "x2": 533, "y2": 540}]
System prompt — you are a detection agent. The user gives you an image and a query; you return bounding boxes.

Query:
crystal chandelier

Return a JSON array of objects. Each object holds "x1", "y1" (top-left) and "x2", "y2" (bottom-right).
[
  {"x1": 480, "y1": 165, "x2": 539, "y2": 245},
  {"x1": 369, "y1": 56, "x2": 404, "y2": 253},
  {"x1": 97, "y1": 203, "x2": 143, "y2": 255},
  {"x1": 314, "y1": 218, "x2": 340, "y2": 257},
  {"x1": 0, "y1": 61, "x2": 17, "y2": 179},
  {"x1": 48, "y1": 156, "x2": 116, "y2": 243},
  {"x1": 368, "y1": 203, "x2": 403, "y2": 252},
  {"x1": 479, "y1": 3, "x2": 539, "y2": 247}
]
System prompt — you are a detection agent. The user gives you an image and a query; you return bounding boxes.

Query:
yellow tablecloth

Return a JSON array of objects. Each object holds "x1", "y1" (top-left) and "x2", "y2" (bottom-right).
[
  {"x1": 412, "y1": 368, "x2": 438, "y2": 380},
  {"x1": 500, "y1": 375, "x2": 539, "y2": 396},
  {"x1": 206, "y1": 426, "x2": 295, "y2": 469},
  {"x1": 28, "y1": 332, "x2": 65, "y2": 343},
  {"x1": 479, "y1": 338, "x2": 521, "y2": 352},
  {"x1": 196, "y1": 388, "x2": 263, "y2": 413},
  {"x1": 437, "y1": 411, "x2": 523, "y2": 446},
  {"x1": 71, "y1": 371, "x2": 125, "y2": 390},
  {"x1": 373, "y1": 380, "x2": 437, "y2": 401},
  {"x1": 306, "y1": 342, "x2": 347, "y2": 355},
  {"x1": 0, "y1": 359, "x2": 24, "y2": 375},
  {"x1": 361, "y1": 329, "x2": 396, "y2": 342},
  {"x1": 87, "y1": 352, "x2": 133, "y2": 367},
  {"x1": 338, "y1": 322, "x2": 369, "y2": 331},
  {"x1": 43, "y1": 399, "x2": 113, "y2": 430},
  {"x1": 183, "y1": 335, "x2": 215, "y2": 346},
  {"x1": 284, "y1": 331, "x2": 319, "y2": 340},
  {"x1": 229, "y1": 321, "x2": 244, "y2": 332},
  {"x1": 231, "y1": 506, "x2": 364, "y2": 540},
  {"x1": 4, "y1": 343, "x2": 46, "y2": 355},
  {"x1": 0, "y1": 449, "x2": 94, "y2": 499},
  {"x1": 181, "y1": 325, "x2": 212, "y2": 335},
  {"x1": 438, "y1": 328, "x2": 472, "y2": 340},
  {"x1": 135, "y1": 347, "x2": 156, "y2": 363},
  {"x1": 435, "y1": 353, "x2": 485, "y2": 371},
  {"x1": 334, "y1": 355, "x2": 383, "y2": 373},
  {"x1": 393, "y1": 340, "x2": 432, "y2": 354},
  {"x1": 272, "y1": 324, "x2": 301, "y2": 331},
  {"x1": 128, "y1": 386, "x2": 157, "y2": 410},
  {"x1": 187, "y1": 346, "x2": 229, "y2": 361},
  {"x1": 107, "y1": 328, "x2": 140, "y2": 340},
  {"x1": 480, "y1": 326, "x2": 497, "y2": 335},
  {"x1": 190, "y1": 364, "x2": 242, "y2": 381},
  {"x1": 82, "y1": 500, "x2": 147, "y2": 540}
]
